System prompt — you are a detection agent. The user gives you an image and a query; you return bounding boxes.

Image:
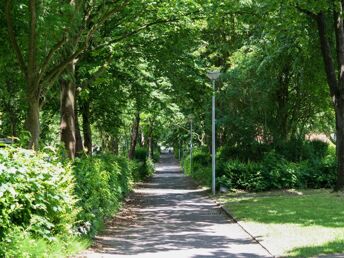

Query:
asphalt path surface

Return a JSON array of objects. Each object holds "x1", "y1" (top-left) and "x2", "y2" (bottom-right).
[{"x1": 79, "y1": 153, "x2": 272, "y2": 258}]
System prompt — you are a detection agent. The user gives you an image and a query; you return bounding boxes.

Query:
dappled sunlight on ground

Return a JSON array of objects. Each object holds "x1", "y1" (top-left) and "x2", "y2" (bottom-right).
[
  {"x1": 239, "y1": 221, "x2": 344, "y2": 257},
  {"x1": 78, "y1": 154, "x2": 271, "y2": 258},
  {"x1": 222, "y1": 189, "x2": 344, "y2": 257}
]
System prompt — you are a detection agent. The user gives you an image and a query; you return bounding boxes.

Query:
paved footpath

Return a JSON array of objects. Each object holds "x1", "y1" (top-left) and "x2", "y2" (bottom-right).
[{"x1": 79, "y1": 153, "x2": 272, "y2": 258}]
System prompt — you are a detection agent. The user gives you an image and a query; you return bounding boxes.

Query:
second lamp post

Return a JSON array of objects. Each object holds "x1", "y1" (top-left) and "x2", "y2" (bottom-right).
[
  {"x1": 188, "y1": 114, "x2": 194, "y2": 174},
  {"x1": 207, "y1": 71, "x2": 221, "y2": 195}
]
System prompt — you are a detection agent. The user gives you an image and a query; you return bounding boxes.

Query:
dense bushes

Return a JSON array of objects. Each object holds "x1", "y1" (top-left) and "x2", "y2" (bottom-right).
[
  {"x1": 73, "y1": 155, "x2": 135, "y2": 235},
  {"x1": 0, "y1": 147, "x2": 78, "y2": 256},
  {"x1": 132, "y1": 147, "x2": 156, "y2": 180},
  {"x1": 183, "y1": 148, "x2": 212, "y2": 186},
  {"x1": 183, "y1": 140, "x2": 337, "y2": 192},
  {"x1": 0, "y1": 147, "x2": 157, "y2": 257}
]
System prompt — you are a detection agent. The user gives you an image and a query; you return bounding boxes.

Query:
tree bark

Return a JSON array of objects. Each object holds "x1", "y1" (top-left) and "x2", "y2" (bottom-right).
[
  {"x1": 81, "y1": 100, "x2": 92, "y2": 155},
  {"x1": 312, "y1": 9, "x2": 344, "y2": 190},
  {"x1": 147, "y1": 123, "x2": 153, "y2": 159},
  {"x1": 25, "y1": 93, "x2": 40, "y2": 150},
  {"x1": 140, "y1": 131, "x2": 145, "y2": 147},
  {"x1": 128, "y1": 112, "x2": 140, "y2": 160},
  {"x1": 75, "y1": 93, "x2": 83, "y2": 155},
  {"x1": 4, "y1": 79, "x2": 18, "y2": 137},
  {"x1": 60, "y1": 65, "x2": 76, "y2": 159},
  {"x1": 335, "y1": 102, "x2": 344, "y2": 190},
  {"x1": 111, "y1": 136, "x2": 119, "y2": 154},
  {"x1": 275, "y1": 66, "x2": 290, "y2": 143}
]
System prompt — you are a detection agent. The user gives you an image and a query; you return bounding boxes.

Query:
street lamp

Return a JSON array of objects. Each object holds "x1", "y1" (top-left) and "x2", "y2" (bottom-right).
[
  {"x1": 207, "y1": 71, "x2": 221, "y2": 195},
  {"x1": 188, "y1": 114, "x2": 194, "y2": 175}
]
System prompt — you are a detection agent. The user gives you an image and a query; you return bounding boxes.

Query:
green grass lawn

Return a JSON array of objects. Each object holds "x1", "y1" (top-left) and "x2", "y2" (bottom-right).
[{"x1": 219, "y1": 189, "x2": 344, "y2": 257}]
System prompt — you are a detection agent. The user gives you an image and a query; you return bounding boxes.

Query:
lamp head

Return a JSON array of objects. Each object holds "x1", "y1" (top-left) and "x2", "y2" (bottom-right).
[
  {"x1": 188, "y1": 114, "x2": 194, "y2": 121},
  {"x1": 207, "y1": 71, "x2": 221, "y2": 81}
]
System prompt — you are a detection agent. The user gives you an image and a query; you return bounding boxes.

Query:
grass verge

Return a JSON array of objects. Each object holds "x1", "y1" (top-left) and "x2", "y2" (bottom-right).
[{"x1": 219, "y1": 189, "x2": 344, "y2": 257}]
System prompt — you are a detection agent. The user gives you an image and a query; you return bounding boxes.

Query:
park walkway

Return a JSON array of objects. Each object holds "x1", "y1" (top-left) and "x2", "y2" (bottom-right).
[{"x1": 80, "y1": 153, "x2": 272, "y2": 258}]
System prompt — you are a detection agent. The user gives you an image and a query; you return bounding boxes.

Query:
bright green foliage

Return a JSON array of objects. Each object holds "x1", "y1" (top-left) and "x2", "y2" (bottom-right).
[
  {"x1": 183, "y1": 148, "x2": 212, "y2": 186},
  {"x1": 131, "y1": 147, "x2": 157, "y2": 179},
  {"x1": 183, "y1": 142, "x2": 337, "y2": 192},
  {"x1": 1, "y1": 229, "x2": 88, "y2": 258},
  {"x1": 72, "y1": 155, "x2": 135, "y2": 235},
  {"x1": 0, "y1": 146, "x2": 156, "y2": 257},
  {"x1": 145, "y1": 158, "x2": 155, "y2": 178},
  {"x1": 72, "y1": 153, "x2": 156, "y2": 236},
  {"x1": 0, "y1": 147, "x2": 77, "y2": 255}
]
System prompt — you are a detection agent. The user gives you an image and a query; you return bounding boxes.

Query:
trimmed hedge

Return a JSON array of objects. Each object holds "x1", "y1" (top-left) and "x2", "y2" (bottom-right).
[
  {"x1": 183, "y1": 143, "x2": 337, "y2": 192},
  {"x1": 73, "y1": 155, "x2": 135, "y2": 235},
  {"x1": 0, "y1": 147, "x2": 156, "y2": 257},
  {"x1": 0, "y1": 147, "x2": 77, "y2": 256}
]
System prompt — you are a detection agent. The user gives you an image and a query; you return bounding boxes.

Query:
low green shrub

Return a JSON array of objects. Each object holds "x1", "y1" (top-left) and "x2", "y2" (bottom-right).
[
  {"x1": 134, "y1": 147, "x2": 148, "y2": 162},
  {"x1": 145, "y1": 158, "x2": 155, "y2": 177},
  {"x1": 223, "y1": 160, "x2": 266, "y2": 191},
  {"x1": 299, "y1": 153, "x2": 337, "y2": 189},
  {"x1": 152, "y1": 149, "x2": 160, "y2": 162},
  {"x1": 1, "y1": 226, "x2": 88, "y2": 258},
  {"x1": 0, "y1": 146, "x2": 157, "y2": 257},
  {"x1": 217, "y1": 143, "x2": 271, "y2": 163},
  {"x1": 276, "y1": 139, "x2": 329, "y2": 162},
  {"x1": 0, "y1": 147, "x2": 77, "y2": 256},
  {"x1": 184, "y1": 143, "x2": 337, "y2": 192},
  {"x1": 260, "y1": 151, "x2": 300, "y2": 190},
  {"x1": 73, "y1": 152, "x2": 156, "y2": 236},
  {"x1": 72, "y1": 154, "x2": 135, "y2": 235},
  {"x1": 183, "y1": 149, "x2": 212, "y2": 186}
]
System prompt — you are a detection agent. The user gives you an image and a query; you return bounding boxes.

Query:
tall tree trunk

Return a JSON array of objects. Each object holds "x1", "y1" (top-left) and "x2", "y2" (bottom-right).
[
  {"x1": 140, "y1": 131, "x2": 145, "y2": 147},
  {"x1": 335, "y1": 102, "x2": 344, "y2": 189},
  {"x1": 311, "y1": 9, "x2": 344, "y2": 190},
  {"x1": 26, "y1": 91, "x2": 40, "y2": 150},
  {"x1": 111, "y1": 136, "x2": 119, "y2": 154},
  {"x1": 60, "y1": 64, "x2": 76, "y2": 159},
  {"x1": 81, "y1": 100, "x2": 92, "y2": 155},
  {"x1": 75, "y1": 93, "x2": 83, "y2": 155},
  {"x1": 128, "y1": 112, "x2": 140, "y2": 160},
  {"x1": 5, "y1": 79, "x2": 18, "y2": 137},
  {"x1": 26, "y1": 0, "x2": 40, "y2": 150},
  {"x1": 147, "y1": 123, "x2": 153, "y2": 159},
  {"x1": 275, "y1": 67, "x2": 290, "y2": 143}
]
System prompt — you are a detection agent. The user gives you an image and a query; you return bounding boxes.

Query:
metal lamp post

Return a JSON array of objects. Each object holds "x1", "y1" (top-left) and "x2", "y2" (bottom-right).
[
  {"x1": 207, "y1": 71, "x2": 221, "y2": 195},
  {"x1": 188, "y1": 114, "x2": 194, "y2": 174}
]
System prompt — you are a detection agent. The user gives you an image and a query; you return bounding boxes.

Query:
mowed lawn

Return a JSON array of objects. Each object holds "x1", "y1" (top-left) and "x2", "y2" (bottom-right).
[{"x1": 220, "y1": 189, "x2": 344, "y2": 257}]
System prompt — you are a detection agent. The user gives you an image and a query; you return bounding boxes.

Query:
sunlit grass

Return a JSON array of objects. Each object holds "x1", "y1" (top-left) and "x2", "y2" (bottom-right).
[
  {"x1": 1, "y1": 231, "x2": 91, "y2": 258},
  {"x1": 221, "y1": 189, "x2": 344, "y2": 257}
]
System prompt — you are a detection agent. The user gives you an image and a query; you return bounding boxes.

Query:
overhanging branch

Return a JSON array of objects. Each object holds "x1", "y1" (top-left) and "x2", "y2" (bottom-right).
[{"x1": 5, "y1": 0, "x2": 27, "y2": 78}]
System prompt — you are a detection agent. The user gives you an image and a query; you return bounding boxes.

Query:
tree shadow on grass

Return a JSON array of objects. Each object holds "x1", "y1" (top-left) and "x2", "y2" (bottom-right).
[
  {"x1": 287, "y1": 239, "x2": 344, "y2": 257},
  {"x1": 226, "y1": 192, "x2": 344, "y2": 228}
]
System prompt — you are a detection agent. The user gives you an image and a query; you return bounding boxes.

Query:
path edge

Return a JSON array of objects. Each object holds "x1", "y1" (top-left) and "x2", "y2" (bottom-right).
[{"x1": 214, "y1": 199, "x2": 276, "y2": 258}]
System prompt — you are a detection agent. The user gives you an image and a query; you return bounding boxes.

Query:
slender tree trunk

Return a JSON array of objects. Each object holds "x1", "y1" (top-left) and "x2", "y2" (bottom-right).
[
  {"x1": 60, "y1": 65, "x2": 76, "y2": 159},
  {"x1": 5, "y1": 79, "x2": 18, "y2": 137},
  {"x1": 75, "y1": 93, "x2": 83, "y2": 155},
  {"x1": 25, "y1": 0, "x2": 40, "y2": 150},
  {"x1": 312, "y1": 9, "x2": 344, "y2": 190},
  {"x1": 111, "y1": 136, "x2": 119, "y2": 154},
  {"x1": 275, "y1": 67, "x2": 290, "y2": 143},
  {"x1": 128, "y1": 112, "x2": 140, "y2": 160},
  {"x1": 335, "y1": 101, "x2": 344, "y2": 190},
  {"x1": 26, "y1": 92, "x2": 40, "y2": 150},
  {"x1": 81, "y1": 100, "x2": 92, "y2": 155},
  {"x1": 147, "y1": 123, "x2": 153, "y2": 159},
  {"x1": 140, "y1": 131, "x2": 145, "y2": 147}
]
